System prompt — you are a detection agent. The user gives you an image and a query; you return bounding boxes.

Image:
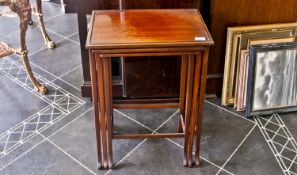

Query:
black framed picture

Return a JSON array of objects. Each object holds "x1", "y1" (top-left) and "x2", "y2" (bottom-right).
[{"x1": 246, "y1": 42, "x2": 297, "y2": 117}]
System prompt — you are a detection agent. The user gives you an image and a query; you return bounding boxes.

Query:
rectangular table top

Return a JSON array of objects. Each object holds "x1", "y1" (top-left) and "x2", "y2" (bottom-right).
[{"x1": 86, "y1": 9, "x2": 214, "y2": 49}]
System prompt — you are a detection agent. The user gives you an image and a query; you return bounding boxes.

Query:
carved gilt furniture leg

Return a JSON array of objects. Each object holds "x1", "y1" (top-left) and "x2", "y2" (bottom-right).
[
  {"x1": 14, "y1": 2, "x2": 48, "y2": 94},
  {"x1": 34, "y1": 0, "x2": 56, "y2": 48}
]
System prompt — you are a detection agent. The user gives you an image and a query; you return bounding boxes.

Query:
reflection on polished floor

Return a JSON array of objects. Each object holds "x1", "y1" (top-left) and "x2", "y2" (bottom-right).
[{"x1": 0, "y1": 2, "x2": 297, "y2": 175}]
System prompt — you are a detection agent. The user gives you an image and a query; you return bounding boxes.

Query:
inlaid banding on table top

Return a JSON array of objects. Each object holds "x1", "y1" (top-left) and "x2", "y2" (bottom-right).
[{"x1": 86, "y1": 9, "x2": 214, "y2": 49}]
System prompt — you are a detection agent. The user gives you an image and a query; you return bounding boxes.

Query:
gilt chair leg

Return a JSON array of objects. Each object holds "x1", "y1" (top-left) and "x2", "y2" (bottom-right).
[
  {"x1": 34, "y1": 0, "x2": 56, "y2": 49},
  {"x1": 16, "y1": 4, "x2": 48, "y2": 94}
]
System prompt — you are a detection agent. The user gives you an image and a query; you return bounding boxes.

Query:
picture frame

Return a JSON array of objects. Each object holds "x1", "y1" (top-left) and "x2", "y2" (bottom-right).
[
  {"x1": 221, "y1": 23, "x2": 297, "y2": 106},
  {"x1": 236, "y1": 50, "x2": 249, "y2": 111},
  {"x1": 246, "y1": 42, "x2": 297, "y2": 117},
  {"x1": 235, "y1": 37, "x2": 295, "y2": 111},
  {"x1": 234, "y1": 31, "x2": 294, "y2": 108}
]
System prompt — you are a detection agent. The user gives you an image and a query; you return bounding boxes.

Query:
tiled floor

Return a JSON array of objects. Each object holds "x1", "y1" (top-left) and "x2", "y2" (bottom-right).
[{"x1": 0, "y1": 2, "x2": 297, "y2": 175}]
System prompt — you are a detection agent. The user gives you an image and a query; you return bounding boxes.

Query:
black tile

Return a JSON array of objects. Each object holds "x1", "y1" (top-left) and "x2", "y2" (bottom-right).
[
  {"x1": 0, "y1": 26, "x2": 62, "y2": 55},
  {"x1": 280, "y1": 112, "x2": 297, "y2": 142},
  {"x1": 0, "y1": 140, "x2": 94, "y2": 175},
  {"x1": 158, "y1": 103, "x2": 256, "y2": 167},
  {"x1": 0, "y1": 134, "x2": 44, "y2": 169},
  {"x1": 0, "y1": 17, "x2": 19, "y2": 39},
  {"x1": 51, "y1": 78, "x2": 84, "y2": 100},
  {"x1": 67, "y1": 33, "x2": 80, "y2": 44},
  {"x1": 0, "y1": 75, "x2": 48, "y2": 134},
  {"x1": 29, "y1": 39, "x2": 82, "y2": 77},
  {"x1": 224, "y1": 127, "x2": 284, "y2": 175},
  {"x1": 60, "y1": 66, "x2": 83, "y2": 89},
  {"x1": 6, "y1": 55, "x2": 58, "y2": 81},
  {"x1": 40, "y1": 1, "x2": 64, "y2": 20},
  {"x1": 205, "y1": 98, "x2": 254, "y2": 122},
  {"x1": 40, "y1": 102, "x2": 92, "y2": 137},
  {"x1": 117, "y1": 108, "x2": 178, "y2": 131},
  {"x1": 108, "y1": 139, "x2": 219, "y2": 175},
  {"x1": 48, "y1": 109, "x2": 150, "y2": 174},
  {"x1": 217, "y1": 170, "x2": 232, "y2": 175},
  {"x1": 45, "y1": 14, "x2": 78, "y2": 37}
]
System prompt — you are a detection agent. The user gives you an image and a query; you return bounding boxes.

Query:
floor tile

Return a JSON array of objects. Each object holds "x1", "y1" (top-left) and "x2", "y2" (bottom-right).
[
  {"x1": 39, "y1": 1, "x2": 64, "y2": 20},
  {"x1": 0, "y1": 75, "x2": 48, "y2": 134},
  {"x1": 157, "y1": 102, "x2": 256, "y2": 167},
  {"x1": 108, "y1": 139, "x2": 219, "y2": 175},
  {"x1": 29, "y1": 39, "x2": 82, "y2": 77},
  {"x1": 45, "y1": 14, "x2": 78, "y2": 37},
  {"x1": 1, "y1": 28, "x2": 62, "y2": 55},
  {"x1": 217, "y1": 170, "x2": 232, "y2": 175},
  {"x1": 117, "y1": 108, "x2": 178, "y2": 130},
  {"x1": 223, "y1": 127, "x2": 284, "y2": 175},
  {"x1": 0, "y1": 134, "x2": 44, "y2": 169},
  {"x1": 205, "y1": 98, "x2": 254, "y2": 122},
  {"x1": 0, "y1": 140, "x2": 94, "y2": 175},
  {"x1": 60, "y1": 66, "x2": 83, "y2": 89},
  {"x1": 40, "y1": 102, "x2": 92, "y2": 138},
  {"x1": 67, "y1": 33, "x2": 80, "y2": 44},
  {"x1": 0, "y1": 16, "x2": 19, "y2": 39},
  {"x1": 51, "y1": 77, "x2": 84, "y2": 100},
  {"x1": 48, "y1": 109, "x2": 150, "y2": 174},
  {"x1": 279, "y1": 112, "x2": 297, "y2": 141}
]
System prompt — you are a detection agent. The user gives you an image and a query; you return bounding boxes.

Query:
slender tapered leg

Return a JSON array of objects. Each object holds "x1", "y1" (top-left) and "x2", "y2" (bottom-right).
[
  {"x1": 15, "y1": 3, "x2": 48, "y2": 94},
  {"x1": 178, "y1": 56, "x2": 188, "y2": 133},
  {"x1": 195, "y1": 49, "x2": 209, "y2": 166},
  {"x1": 89, "y1": 52, "x2": 102, "y2": 169},
  {"x1": 34, "y1": 0, "x2": 56, "y2": 48},
  {"x1": 96, "y1": 57, "x2": 109, "y2": 169},
  {"x1": 103, "y1": 58, "x2": 113, "y2": 168},
  {"x1": 186, "y1": 53, "x2": 202, "y2": 167},
  {"x1": 183, "y1": 55, "x2": 195, "y2": 167}
]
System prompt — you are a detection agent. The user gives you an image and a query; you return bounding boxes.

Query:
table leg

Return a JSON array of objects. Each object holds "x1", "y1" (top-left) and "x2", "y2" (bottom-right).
[
  {"x1": 195, "y1": 49, "x2": 209, "y2": 166},
  {"x1": 178, "y1": 56, "x2": 188, "y2": 133},
  {"x1": 103, "y1": 58, "x2": 113, "y2": 168},
  {"x1": 89, "y1": 52, "x2": 102, "y2": 169},
  {"x1": 183, "y1": 55, "x2": 195, "y2": 167},
  {"x1": 96, "y1": 57, "x2": 109, "y2": 169},
  {"x1": 186, "y1": 53, "x2": 202, "y2": 167}
]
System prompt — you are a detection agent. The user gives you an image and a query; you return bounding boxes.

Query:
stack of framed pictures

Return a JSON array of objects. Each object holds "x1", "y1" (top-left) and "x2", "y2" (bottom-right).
[{"x1": 221, "y1": 23, "x2": 297, "y2": 117}]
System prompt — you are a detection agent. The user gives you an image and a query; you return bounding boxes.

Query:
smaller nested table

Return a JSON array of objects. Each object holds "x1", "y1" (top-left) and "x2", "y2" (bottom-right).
[{"x1": 86, "y1": 9, "x2": 214, "y2": 169}]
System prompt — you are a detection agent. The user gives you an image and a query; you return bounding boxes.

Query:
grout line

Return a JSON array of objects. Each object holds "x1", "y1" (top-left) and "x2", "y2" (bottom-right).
[
  {"x1": 258, "y1": 115, "x2": 280, "y2": 127},
  {"x1": 255, "y1": 117, "x2": 289, "y2": 174},
  {"x1": 153, "y1": 110, "x2": 179, "y2": 132},
  {"x1": 114, "y1": 109, "x2": 155, "y2": 132},
  {"x1": 0, "y1": 57, "x2": 85, "y2": 158},
  {"x1": 216, "y1": 124, "x2": 257, "y2": 175},
  {"x1": 40, "y1": 134, "x2": 96, "y2": 175},
  {"x1": 114, "y1": 109, "x2": 235, "y2": 174},
  {"x1": 165, "y1": 138, "x2": 234, "y2": 175},
  {"x1": 47, "y1": 107, "x2": 93, "y2": 139},
  {"x1": 45, "y1": 27, "x2": 80, "y2": 46},
  {"x1": 23, "y1": 59, "x2": 81, "y2": 91},
  {"x1": 104, "y1": 139, "x2": 148, "y2": 175},
  {"x1": 57, "y1": 65, "x2": 81, "y2": 79},
  {"x1": 0, "y1": 139, "x2": 47, "y2": 172},
  {"x1": 28, "y1": 37, "x2": 65, "y2": 57},
  {"x1": 204, "y1": 100, "x2": 256, "y2": 124}
]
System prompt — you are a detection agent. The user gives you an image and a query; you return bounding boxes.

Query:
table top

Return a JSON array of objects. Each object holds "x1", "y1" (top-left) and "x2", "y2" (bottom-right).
[{"x1": 86, "y1": 9, "x2": 213, "y2": 49}]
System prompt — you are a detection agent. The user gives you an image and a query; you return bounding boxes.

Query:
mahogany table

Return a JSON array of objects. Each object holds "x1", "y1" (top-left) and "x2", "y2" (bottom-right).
[{"x1": 86, "y1": 9, "x2": 214, "y2": 169}]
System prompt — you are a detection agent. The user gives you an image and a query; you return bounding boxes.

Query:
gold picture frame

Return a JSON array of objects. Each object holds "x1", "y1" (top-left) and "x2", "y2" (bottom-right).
[{"x1": 221, "y1": 23, "x2": 297, "y2": 106}]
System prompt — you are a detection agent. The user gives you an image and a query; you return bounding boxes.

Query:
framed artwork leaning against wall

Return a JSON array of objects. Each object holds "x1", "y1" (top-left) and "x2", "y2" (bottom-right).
[
  {"x1": 246, "y1": 42, "x2": 297, "y2": 117},
  {"x1": 221, "y1": 23, "x2": 297, "y2": 106}
]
